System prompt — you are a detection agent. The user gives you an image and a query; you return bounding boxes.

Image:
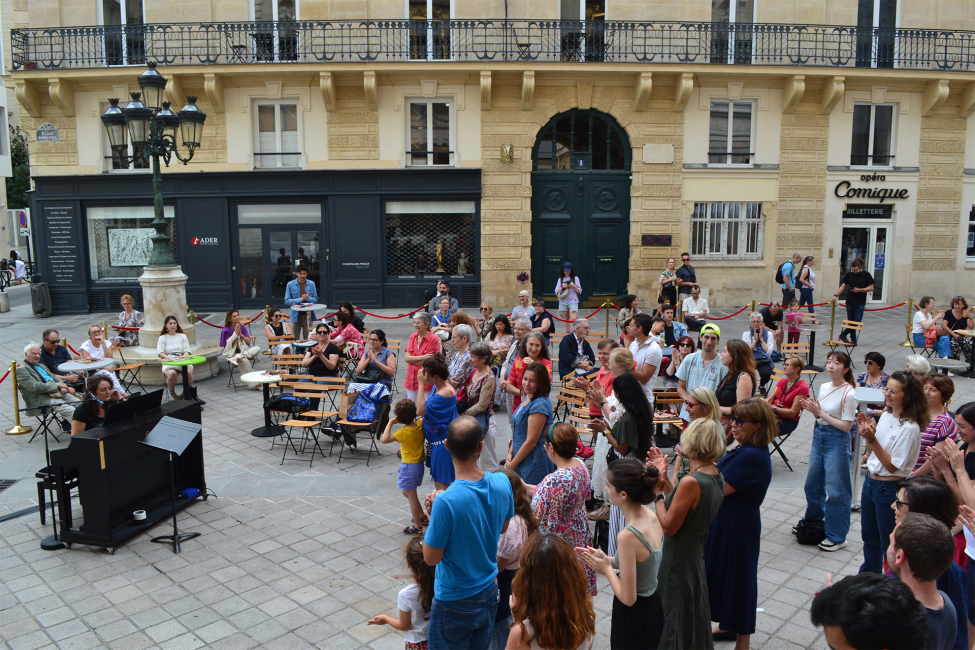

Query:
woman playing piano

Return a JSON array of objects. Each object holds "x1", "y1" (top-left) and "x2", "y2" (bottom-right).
[{"x1": 71, "y1": 376, "x2": 123, "y2": 434}]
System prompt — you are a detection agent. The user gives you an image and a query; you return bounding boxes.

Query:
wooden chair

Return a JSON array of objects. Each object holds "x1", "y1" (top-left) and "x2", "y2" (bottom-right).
[
  {"x1": 311, "y1": 376, "x2": 347, "y2": 411},
  {"x1": 905, "y1": 324, "x2": 936, "y2": 358},
  {"x1": 266, "y1": 333, "x2": 296, "y2": 356},
  {"x1": 825, "y1": 320, "x2": 863, "y2": 358},
  {"x1": 780, "y1": 342, "x2": 812, "y2": 369},
  {"x1": 112, "y1": 343, "x2": 145, "y2": 393},
  {"x1": 271, "y1": 354, "x2": 304, "y2": 373},
  {"x1": 652, "y1": 389, "x2": 684, "y2": 448},
  {"x1": 554, "y1": 386, "x2": 586, "y2": 420},
  {"x1": 568, "y1": 412, "x2": 595, "y2": 446}
]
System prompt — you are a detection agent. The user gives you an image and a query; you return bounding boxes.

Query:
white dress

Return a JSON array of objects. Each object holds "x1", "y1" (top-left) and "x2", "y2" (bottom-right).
[{"x1": 79, "y1": 340, "x2": 125, "y2": 394}]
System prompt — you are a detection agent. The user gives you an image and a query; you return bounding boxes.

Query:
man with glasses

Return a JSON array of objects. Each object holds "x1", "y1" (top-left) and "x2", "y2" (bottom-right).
[
  {"x1": 832, "y1": 257, "x2": 875, "y2": 343},
  {"x1": 39, "y1": 329, "x2": 84, "y2": 391},
  {"x1": 558, "y1": 318, "x2": 595, "y2": 380},
  {"x1": 427, "y1": 280, "x2": 458, "y2": 315},
  {"x1": 675, "y1": 324, "x2": 727, "y2": 424},
  {"x1": 675, "y1": 252, "x2": 698, "y2": 300},
  {"x1": 502, "y1": 317, "x2": 532, "y2": 426}
]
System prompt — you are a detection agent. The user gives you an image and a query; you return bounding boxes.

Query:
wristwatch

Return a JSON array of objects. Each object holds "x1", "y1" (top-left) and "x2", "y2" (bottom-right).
[{"x1": 655, "y1": 493, "x2": 665, "y2": 502}]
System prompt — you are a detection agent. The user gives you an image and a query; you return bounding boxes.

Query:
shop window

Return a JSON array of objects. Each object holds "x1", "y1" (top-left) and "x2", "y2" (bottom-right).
[
  {"x1": 408, "y1": 100, "x2": 452, "y2": 166},
  {"x1": 385, "y1": 201, "x2": 476, "y2": 278},
  {"x1": 87, "y1": 206, "x2": 175, "y2": 281},
  {"x1": 690, "y1": 202, "x2": 763, "y2": 260},
  {"x1": 708, "y1": 100, "x2": 754, "y2": 165},
  {"x1": 851, "y1": 103, "x2": 894, "y2": 167},
  {"x1": 254, "y1": 100, "x2": 300, "y2": 168},
  {"x1": 967, "y1": 207, "x2": 975, "y2": 259}
]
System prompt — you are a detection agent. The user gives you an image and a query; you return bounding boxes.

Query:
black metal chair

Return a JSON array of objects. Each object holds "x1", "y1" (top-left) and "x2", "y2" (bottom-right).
[{"x1": 332, "y1": 401, "x2": 390, "y2": 466}]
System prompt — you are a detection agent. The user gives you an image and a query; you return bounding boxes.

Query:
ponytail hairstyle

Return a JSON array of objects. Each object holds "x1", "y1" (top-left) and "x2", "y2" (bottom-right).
[
  {"x1": 499, "y1": 468, "x2": 539, "y2": 536},
  {"x1": 403, "y1": 537, "x2": 435, "y2": 618},
  {"x1": 605, "y1": 457, "x2": 660, "y2": 505},
  {"x1": 826, "y1": 350, "x2": 856, "y2": 387},
  {"x1": 421, "y1": 354, "x2": 449, "y2": 381},
  {"x1": 372, "y1": 328, "x2": 388, "y2": 347},
  {"x1": 888, "y1": 370, "x2": 929, "y2": 430},
  {"x1": 84, "y1": 375, "x2": 114, "y2": 418}
]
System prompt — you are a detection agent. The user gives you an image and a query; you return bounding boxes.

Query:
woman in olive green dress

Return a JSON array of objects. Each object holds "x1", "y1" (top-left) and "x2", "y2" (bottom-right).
[{"x1": 648, "y1": 418, "x2": 726, "y2": 650}]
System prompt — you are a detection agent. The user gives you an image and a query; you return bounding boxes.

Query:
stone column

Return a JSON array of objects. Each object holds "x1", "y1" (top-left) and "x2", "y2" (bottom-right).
[{"x1": 137, "y1": 266, "x2": 197, "y2": 351}]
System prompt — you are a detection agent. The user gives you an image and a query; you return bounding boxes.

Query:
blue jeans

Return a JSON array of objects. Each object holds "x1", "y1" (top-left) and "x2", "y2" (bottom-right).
[
  {"x1": 803, "y1": 422, "x2": 852, "y2": 544},
  {"x1": 429, "y1": 583, "x2": 499, "y2": 650},
  {"x1": 843, "y1": 304, "x2": 866, "y2": 342},
  {"x1": 490, "y1": 616, "x2": 512, "y2": 650},
  {"x1": 913, "y1": 332, "x2": 952, "y2": 358},
  {"x1": 860, "y1": 476, "x2": 899, "y2": 573},
  {"x1": 799, "y1": 287, "x2": 815, "y2": 313}
]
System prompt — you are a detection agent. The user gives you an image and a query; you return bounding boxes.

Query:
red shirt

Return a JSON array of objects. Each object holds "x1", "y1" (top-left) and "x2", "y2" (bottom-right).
[
  {"x1": 404, "y1": 332, "x2": 441, "y2": 391},
  {"x1": 589, "y1": 367, "x2": 615, "y2": 418},
  {"x1": 770, "y1": 377, "x2": 810, "y2": 421},
  {"x1": 508, "y1": 357, "x2": 553, "y2": 411}
]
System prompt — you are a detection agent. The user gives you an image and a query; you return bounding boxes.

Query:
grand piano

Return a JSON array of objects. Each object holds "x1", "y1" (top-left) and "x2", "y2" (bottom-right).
[{"x1": 49, "y1": 397, "x2": 205, "y2": 552}]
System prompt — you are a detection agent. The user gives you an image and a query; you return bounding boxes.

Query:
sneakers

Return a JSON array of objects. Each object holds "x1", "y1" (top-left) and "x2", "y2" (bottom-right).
[
  {"x1": 588, "y1": 504, "x2": 611, "y2": 521},
  {"x1": 819, "y1": 539, "x2": 847, "y2": 552}
]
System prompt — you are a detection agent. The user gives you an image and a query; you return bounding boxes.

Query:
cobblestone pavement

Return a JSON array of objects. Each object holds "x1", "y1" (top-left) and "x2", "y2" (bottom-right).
[{"x1": 0, "y1": 285, "x2": 968, "y2": 649}]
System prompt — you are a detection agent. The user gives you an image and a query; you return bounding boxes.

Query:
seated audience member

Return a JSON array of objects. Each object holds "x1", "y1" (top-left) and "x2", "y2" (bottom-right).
[
  {"x1": 887, "y1": 513, "x2": 957, "y2": 650},
  {"x1": 478, "y1": 302, "x2": 497, "y2": 341},
  {"x1": 431, "y1": 297, "x2": 454, "y2": 338},
  {"x1": 530, "y1": 299, "x2": 556, "y2": 344},
  {"x1": 742, "y1": 312, "x2": 775, "y2": 389},
  {"x1": 79, "y1": 324, "x2": 127, "y2": 396},
  {"x1": 857, "y1": 351, "x2": 889, "y2": 417},
  {"x1": 618, "y1": 294, "x2": 642, "y2": 322},
  {"x1": 661, "y1": 305, "x2": 688, "y2": 348},
  {"x1": 265, "y1": 308, "x2": 293, "y2": 355},
  {"x1": 426, "y1": 280, "x2": 459, "y2": 315},
  {"x1": 913, "y1": 296, "x2": 952, "y2": 359},
  {"x1": 907, "y1": 354, "x2": 931, "y2": 378},
  {"x1": 682, "y1": 285, "x2": 708, "y2": 331},
  {"x1": 558, "y1": 318, "x2": 595, "y2": 380},
  {"x1": 220, "y1": 310, "x2": 261, "y2": 389},
  {"x1": 765, "y1": 356, "x2": 809, "y2": 439},
  {"x1": 810, "y1": 573, "x2": 928, "y2": 650},
  {"x1": 943, "y1": 296, "x2": 975, "y2": 366},
  {"x1": 72, "y1": 375, "x2": 123, "y2": 434},
  {"x1": 653, "y1": 296, "x2": 672, "y2": 319},
  {"x1": 423, "y1": 416, "x2": 514, "y2": 649},
  {"x1": 511, "y1": 290, "x2": 533, "y2": 321},
  {"x1": 338, "y1": 302, "x2": 366, "y2": 333},
  {"x1": 486, "y1": 315, "x2": 514, "y2": 368},
  {"x1": 17, "y1": 343, "x2": 81, "y2": 431},
  {"x1": 158, "y1": 315, "x2": 204, "y2": 403},
  {"x1": 39, "y1": 329, "x2": 83, "y2": 391},
  {"x1": 303, "y1": 323, "x2": 341, "y2": 378},
  {"x1": 760, "y1": 301, "x2": 785, "y2": 352},
  {"x1": 113, "y1": 294, "x2": 144, "y2": 347},
  {"x1": 355, "y1": 329, "x2": 397, "y2": 388},
  {"x1": 330, "y1": 309, "x2": 364, "y2": 358}
]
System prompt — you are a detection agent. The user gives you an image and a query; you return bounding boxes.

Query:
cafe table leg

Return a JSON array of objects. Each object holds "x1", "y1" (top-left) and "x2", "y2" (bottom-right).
[{"x1": 252, "y1": 381, "x2": 285, "y2": 438}]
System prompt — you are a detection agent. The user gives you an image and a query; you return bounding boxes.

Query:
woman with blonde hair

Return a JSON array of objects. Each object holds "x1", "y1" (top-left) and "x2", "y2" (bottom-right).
[
  {"x1": 648, "y1": 418, "x2": 726, "y2": 649},
  {"x1": 670, "y1": 386, "x2": 721, "y2": 488},
  {"x1": 113, "y1": 294, "x2": 144, "y2": 347},
  {"x1": 507, "y1": 531, "x2": 596, "y2": 650},
  {"x1": 707, "y1": 399, "x2": 776, "y2": 649}
]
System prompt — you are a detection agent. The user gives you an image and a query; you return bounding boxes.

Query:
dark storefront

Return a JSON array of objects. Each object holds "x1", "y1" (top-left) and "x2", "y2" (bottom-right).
[{"x1": 30, "y1": 169, "x2": 481, "y2": 315}]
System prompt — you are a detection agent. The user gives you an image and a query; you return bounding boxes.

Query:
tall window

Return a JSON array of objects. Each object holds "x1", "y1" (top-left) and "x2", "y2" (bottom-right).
[
  {"x1": 252, "y1": 0, "x2": 298, "y2": 62},
  {"x1": 708, "y1": 100, "x2": 753, "y2": 165},
  {"x1": 857, "y1": 0, "x2": 897, "y2": 68},
  {"x1": 851, "y1": 104, "x2": 894, "y2": 167},
  {"x1": 710, "y1": 0, "x2": 754, "y2": 64},
  {"x1": 101, "y1": 0, "x2": 144, "y2": 66},
  {"x1": 409, "y1": 100, "x2": 451, "y2": 166},
  {"x1": 690, "y1": 202, "x2": 763, "y2": 260},
  {"x1": 254, "y1": 101, "x2": 300, "y2": 168},
  {"x1": 408, "y1": 0, "x2": 450, "y2": 61}
]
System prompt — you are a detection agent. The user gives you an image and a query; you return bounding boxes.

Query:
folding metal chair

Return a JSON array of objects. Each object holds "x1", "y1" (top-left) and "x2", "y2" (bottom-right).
[
  {"x1": 906, "y1": 324, "x2": 936, "y2": 358},
  {"x1": 113, "y1": 344, "x2": 146, "y2": 393},
  {"x1": 333, "y1": 401, "x2": 390, "y2": 465},
  {"x1": 826, "y1": 320, "x2": 863, "y2": 359}
]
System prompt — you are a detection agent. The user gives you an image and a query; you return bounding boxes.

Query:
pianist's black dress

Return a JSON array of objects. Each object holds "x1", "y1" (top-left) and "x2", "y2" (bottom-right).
[{"x1": 72, "y1": 400, "x2": 119, "y2": 432}]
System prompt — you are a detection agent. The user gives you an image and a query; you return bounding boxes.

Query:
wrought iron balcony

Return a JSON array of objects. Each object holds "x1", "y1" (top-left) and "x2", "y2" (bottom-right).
[{"x1": 10, "y1": 20, "x2": 975, "y2": 71}]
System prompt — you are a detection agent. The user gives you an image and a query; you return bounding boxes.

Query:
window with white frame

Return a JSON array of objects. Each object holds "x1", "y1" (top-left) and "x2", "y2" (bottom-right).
[
  {"x1": 851, "y1": 103, "x2": 894, "y2": 167},
  {"x1": 967, "y1": 206, "x2": 975, "y2": 259},
  {"x1": 408, "y1": 99, "x2": 452, "y2": 166},
  {"x1": 254, "y1": 100, "x2": 300, "y2": 168},
  {"x1": 690, "y1": 202, "x2": 763, "y2": 260},
  {"x1": 708, "y1": 100, "x2": 754, "y2": 165}
]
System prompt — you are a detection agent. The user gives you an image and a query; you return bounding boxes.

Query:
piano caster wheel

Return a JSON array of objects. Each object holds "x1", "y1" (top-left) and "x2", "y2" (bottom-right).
[{"x1": 107, "y1": 547, "x2": 116, "y2": 555}]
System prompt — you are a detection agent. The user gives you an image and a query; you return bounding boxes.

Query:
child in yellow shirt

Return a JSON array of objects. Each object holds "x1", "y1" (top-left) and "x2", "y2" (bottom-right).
[{"x1": 381, "y1": 398, "x2": 427, "y2": 535}]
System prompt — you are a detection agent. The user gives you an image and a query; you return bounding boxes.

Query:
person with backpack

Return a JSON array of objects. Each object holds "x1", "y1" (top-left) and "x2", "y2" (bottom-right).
[{"x1": 777, "y1": 253, "x2": 802, "y2": 306}]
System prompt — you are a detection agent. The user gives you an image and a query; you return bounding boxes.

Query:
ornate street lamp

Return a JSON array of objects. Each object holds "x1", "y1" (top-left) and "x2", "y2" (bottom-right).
[{"x1": 100, "y1": 61, "x2": 207, "y2": 268}]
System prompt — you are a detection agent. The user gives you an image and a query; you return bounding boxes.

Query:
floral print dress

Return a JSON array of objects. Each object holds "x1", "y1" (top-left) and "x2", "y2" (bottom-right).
[{"x1": 532, "y1": 462, "x2": 597, "y2": 595}]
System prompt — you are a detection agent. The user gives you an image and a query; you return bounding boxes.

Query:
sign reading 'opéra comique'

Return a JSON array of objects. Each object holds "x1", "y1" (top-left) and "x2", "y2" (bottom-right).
[{"x1": 834, "y1": 180, "x2": 909, "y2": 203}]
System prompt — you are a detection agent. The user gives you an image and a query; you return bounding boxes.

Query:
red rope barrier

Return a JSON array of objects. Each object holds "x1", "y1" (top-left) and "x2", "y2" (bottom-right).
[
  {"x1": 354, "y1": 305, "x2": 428, "y2": 320},
  {"x1": 0, "y1": 370, "x2": 9, "y2": 385},
  {"x1": 758, "y1": 300, "x2": 832, "y2": 308},
  {"x1": 243, "y1": 312, "x2": 264, "y2": 325},
  {"x1": 706, "y1": 304, "x2": 751, "y2": 321},
  {"x1": 864, "y1": 301, "x2": 907, "y2": 312},
  {"x1": 67, "y1": 343, "x2": 81, "y2": 355},
  {"x1": 193, "y1": 315, "x2": 224, "y2": 328}
]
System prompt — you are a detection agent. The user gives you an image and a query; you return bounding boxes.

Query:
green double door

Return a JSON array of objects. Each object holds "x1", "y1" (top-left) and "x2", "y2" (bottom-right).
[{"x1": 531, "y1": 171, "x2": 630, "y2": 305}]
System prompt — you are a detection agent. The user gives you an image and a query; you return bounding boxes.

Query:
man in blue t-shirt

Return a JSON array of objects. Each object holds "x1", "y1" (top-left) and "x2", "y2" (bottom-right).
[
  {"x1": 780, "y1": 252, "x2": 801, "y2": 306},
  {"x1": 423, "y1": 416, "x2": 514, "y2": 650}
]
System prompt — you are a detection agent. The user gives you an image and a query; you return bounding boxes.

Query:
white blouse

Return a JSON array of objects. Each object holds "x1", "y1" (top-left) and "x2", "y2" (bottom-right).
[
  {"x1": 866, "y1": 412, "x2": 921, "y2": 477},
  {"x1": 157, "y1": 333, "x2": 190, "y2": 357}
]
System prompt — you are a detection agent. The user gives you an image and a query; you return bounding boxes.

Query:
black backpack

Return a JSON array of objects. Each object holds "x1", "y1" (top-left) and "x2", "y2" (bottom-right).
[
  {"x1": 774, "y1": 262, "x2": 786, "y2": 284},
  {"x1": 793, "y1": 518, "x2": 827, "y2": 546}
]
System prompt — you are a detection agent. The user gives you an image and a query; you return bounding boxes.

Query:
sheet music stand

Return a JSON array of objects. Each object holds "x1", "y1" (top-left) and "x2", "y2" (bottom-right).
[{"x1": 138, "y1": 416, "x2": 203, "y2": 554}]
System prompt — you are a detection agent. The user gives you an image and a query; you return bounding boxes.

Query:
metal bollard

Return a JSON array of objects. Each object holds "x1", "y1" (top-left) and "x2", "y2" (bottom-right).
[
  {"x1": 750, "y1": 299, "x2": 756, "y2": 314},
  {"x1": 825, "y1": 300, "x2": 837, "y2": 346},
  {"x1": 900, "y1": 298, "x2": 914, "y2": 347},
  {"x1": 189, "y1": 310, "x2": 196, "y2": 325},
  {"x1": 102, "y1": 320, "x2": 108, "y2": 338},
  {"x1": 5, "y1": 361, "x2": 32, "y2": 435},
  {"x1": 604, "y1": 300, "x2": 611, "y2": 338}
]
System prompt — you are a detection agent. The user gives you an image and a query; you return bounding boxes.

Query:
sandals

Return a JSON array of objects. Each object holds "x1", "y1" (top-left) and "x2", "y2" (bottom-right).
[
  {"x1": 404, "y1": 525, "x2": 423, "y2": 536},
  {"x1": 420, "y1": 515, "x2": 429, "y2": 526}
]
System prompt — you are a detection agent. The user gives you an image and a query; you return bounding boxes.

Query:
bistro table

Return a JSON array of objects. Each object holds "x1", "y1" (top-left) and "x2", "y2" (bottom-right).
[
  {"x1": 952, "y1": 330, "x2": 975, "y2": 378},
  {"x1": 292, "y1": 340, "x2": 316, "y2": 351},
  {"x1": 160, "y1": 355, "x2": 207, "y2": 397},
  {"x1": 242, "y1": 371, "x2": 285, "y2": 438},
  {"x1": 852, "y1": 386, "x2": 887, "y2": 511},
  {"x1": 58, "y1": 358, "x2": 114, "y2": 374},
  {"x1": 291, "y1": 303, "x2": 326, "y2": 314},
  {"x1": 926, "y1": 357, "x2": 969, "y2": 376},
  {"x1": 800, "y1": 325, "x2": 830, "y2": 371}
]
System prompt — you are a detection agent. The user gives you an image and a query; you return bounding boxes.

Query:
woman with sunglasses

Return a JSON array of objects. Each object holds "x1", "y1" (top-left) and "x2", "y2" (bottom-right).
[
  {"x1": 706, "y1": 399, "x2": 776, "y2": 649},
  {"x1": 665, "y1": 336, "x2": 696, "y2": 381},
  {"x1": 943, "y1": 296, "x2": 975, "y2": 367},
  {"x1": 265, "y1": 308, "x2": 293, "y2": 355},
  {"x1": 532, "y1": 422, "x2": 597, "y2": 596},
  {"x1": 766, "y1": 355, "x2": 810, "y2": 441},
  {"x1": 670, "y1": 387, "x2": 722, "y2": 488},
  {"x1": 857, "y1": 352, "x2": 889, "y2": 418},
  {"x1": 478, "y1": 302, "x2": 497, "y2": 340},
  {"x1": 354, "y1": 329, "x2": 396, "y2": 388}
]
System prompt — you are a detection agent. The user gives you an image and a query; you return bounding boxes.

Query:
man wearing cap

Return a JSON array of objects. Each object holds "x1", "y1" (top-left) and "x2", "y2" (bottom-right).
[
  {"x1": 511, "y1": 290, "x2": 533, "y2": 320},
  {"x1": 675, "y1": 324, "x2": 727, "y2": 425}
]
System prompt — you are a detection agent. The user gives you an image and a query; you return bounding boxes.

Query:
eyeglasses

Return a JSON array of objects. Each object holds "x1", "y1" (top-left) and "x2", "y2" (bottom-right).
[
  {"x1": 894, "y1": 498, "x2": 909, "y2": 509},
  {"x1": 684, "y1": 401, "x2": 700, "y2": 409},
  {"x1": 885, "y1": 389, "x2": 900, "y2": 396},
  {"x1": 732, "y1": 417, "x2": 757, "y2": 426},
  {"x1": 369, "y1": 337, "x2": 380, "y2": 342}
]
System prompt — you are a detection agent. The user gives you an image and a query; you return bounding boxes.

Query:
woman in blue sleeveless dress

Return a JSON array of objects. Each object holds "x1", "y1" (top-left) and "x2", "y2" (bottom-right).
[{"x1": 416, "y1": 356, "x2": 458, "y2": 489}]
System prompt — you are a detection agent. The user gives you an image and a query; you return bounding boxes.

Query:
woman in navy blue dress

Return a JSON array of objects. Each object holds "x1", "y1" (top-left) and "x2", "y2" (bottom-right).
[{"x1": 706, "y1": 398, "x2": 775, "y2": 649}]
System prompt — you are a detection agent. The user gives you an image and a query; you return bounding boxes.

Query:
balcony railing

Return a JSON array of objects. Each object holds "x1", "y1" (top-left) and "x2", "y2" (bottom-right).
[{"x1": 10, "y1": 20, "x2": 975, "y2": 71}]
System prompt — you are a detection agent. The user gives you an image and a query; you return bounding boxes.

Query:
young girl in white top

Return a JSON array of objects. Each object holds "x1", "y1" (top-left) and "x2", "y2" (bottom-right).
[
  {"x1": 79, "y1": 324, "x2": 127, "y2": 397},
  {"x1": 854, "y1": 370, "x2": 925, "y2": 573},
  {"x1": 157, "y1": 315, "x2": 194, "y2": 401},
  {"x1": 368, "y1": 537, "x2": 433, "y2": 650},
  {"x1": 799, "y1": 351, "x2": 858, "y2": 551},
  {"x1": 555, "y1": 262, "x2": 582, "y2": 334}
]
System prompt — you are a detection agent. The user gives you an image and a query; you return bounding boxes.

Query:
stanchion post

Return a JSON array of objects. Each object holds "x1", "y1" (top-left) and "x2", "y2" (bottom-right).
[
  {"x1": 825, "y1": 300, "x2": 836, "y2": 345},
  {"x1": 102, "y1": 320, "x2": 108, "y2": 337},
  {"x1": 189, "y1": 310, "x2": 196, "y2": 325},
  {"x1": 5, "y1": 361, "x2": 31, "y2": 435},
  {"x1": 750, "y1": 299, "x2": 756, "y2": 314},
  {"x1": 604, "y1": 300, "x2": 611, "y2": 337},
  {"x1": 900, "y1": 298, "x2": 914, "y2": 347}
]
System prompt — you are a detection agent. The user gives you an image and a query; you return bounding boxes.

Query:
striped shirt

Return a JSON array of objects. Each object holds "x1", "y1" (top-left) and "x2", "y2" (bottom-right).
[{"x1": 914, "y1": 410, "x2": 958, "y2": 472}]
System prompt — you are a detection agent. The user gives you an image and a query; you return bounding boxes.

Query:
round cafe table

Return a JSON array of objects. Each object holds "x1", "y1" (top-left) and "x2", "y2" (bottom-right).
[
  {"x1": 799, "y1": 325, "x2": 829, "y2": 371},
  {"x1": 58, "y1": 358, "x2": 115, "y2": 374},
  {"x1": 290, "y1": 303, "x2": 326, "y2": 313},
  {"x1": 927, "y1": 357, "x2": 970, "y2": 376},
  {"x1": 952, "y1": 330, "x2": 975, "y2": 378},
  {"x1": 160, "y1": 355, "x2": 207, "y2": 397},
  {"x1": 851, "y1": 386, "x2": 887, "y2": 510},
  {"x1": 241, "y1": 371, "x2": 285, "y2": 438}
]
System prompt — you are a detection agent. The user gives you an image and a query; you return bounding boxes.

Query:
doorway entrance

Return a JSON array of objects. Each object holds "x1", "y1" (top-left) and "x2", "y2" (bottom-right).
[
  {"x1": 840, "y1": 224, "x2": 888, "y2": 303},
  {"x1": 530, "y1": 109, "x2": 631, "y2": 306},
  {"x1": 235, "y1": 203, "x2": 324, "y2": 309}
]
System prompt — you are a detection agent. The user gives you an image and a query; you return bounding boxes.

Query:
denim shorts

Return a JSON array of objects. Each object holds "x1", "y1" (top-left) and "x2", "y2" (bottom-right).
[
  {"x1": 397, "y1": 462, "x2": 424, "y2": 490},
  {"x1": 559, "y1": 300, "x2": 579, "y2": 312}
]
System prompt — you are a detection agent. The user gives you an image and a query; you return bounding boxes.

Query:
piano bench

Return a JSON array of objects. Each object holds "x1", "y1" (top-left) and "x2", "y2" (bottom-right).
[{"x1": 35, "y1": 466, "x2": 79, "y2": 526}]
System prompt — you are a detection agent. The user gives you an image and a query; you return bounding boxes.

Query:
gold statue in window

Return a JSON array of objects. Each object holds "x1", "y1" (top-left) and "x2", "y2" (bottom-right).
[{"x1": 436, "y1": 238, "x2": 444, "y2": 273}]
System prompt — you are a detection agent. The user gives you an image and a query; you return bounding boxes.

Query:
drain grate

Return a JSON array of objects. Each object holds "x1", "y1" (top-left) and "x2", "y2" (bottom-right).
[{"x1": 0, "y1": 479, "x2": 18, "y2": 494}]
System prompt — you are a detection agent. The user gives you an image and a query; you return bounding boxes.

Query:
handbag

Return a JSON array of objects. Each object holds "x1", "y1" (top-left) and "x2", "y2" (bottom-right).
[
  {"x1": 793, "y1": 518, "x2": 827, "y2": 546},
  {"x1": 346, "y1": 383, "x2": 388, "y2": 423},
  {"x1": 354, "y1": 365, "x2": 384, "y2": 384},
  {"x1": 924, "y1": 327, "x2": 938, "y2": 347},
  {"x1": 455, "y1": 369, "x2": 475, "y2": 413},
  {"x1": 265, "y1": 394, "x2": 310, "y2": 415}
]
